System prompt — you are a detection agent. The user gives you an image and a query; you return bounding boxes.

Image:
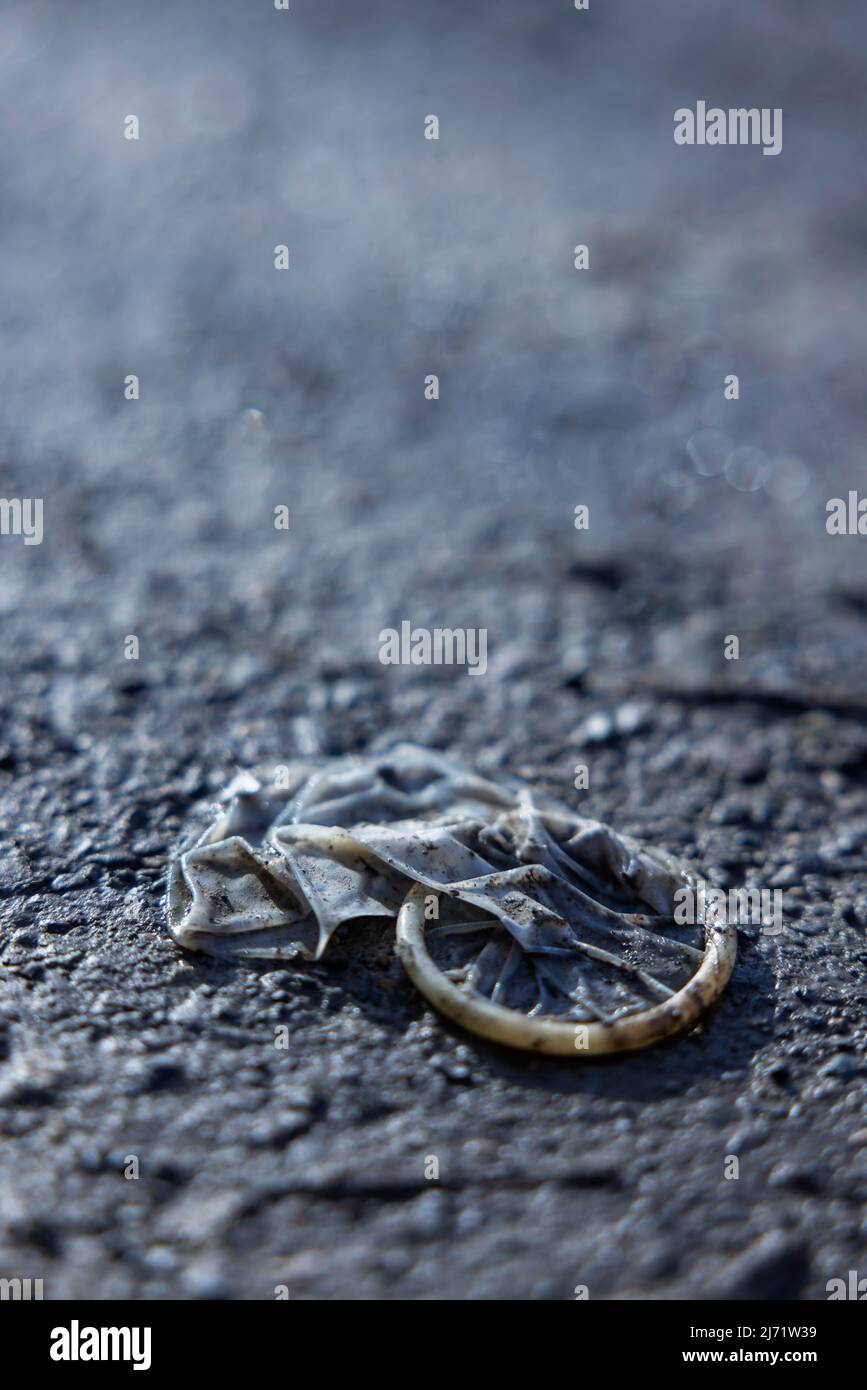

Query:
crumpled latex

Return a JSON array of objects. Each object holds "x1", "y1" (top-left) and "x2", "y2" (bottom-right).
[{"x1": 167, "y1": 745, "x2": 701, "y2": 1021}]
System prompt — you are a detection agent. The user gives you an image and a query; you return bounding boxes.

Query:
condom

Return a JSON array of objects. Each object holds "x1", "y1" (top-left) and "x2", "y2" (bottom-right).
[{"x1": 167, "y1": 745, "x2": 736, "y2": 1054}]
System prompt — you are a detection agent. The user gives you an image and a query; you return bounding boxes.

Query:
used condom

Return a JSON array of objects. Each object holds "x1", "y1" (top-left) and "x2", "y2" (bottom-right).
[{"x1": 167, "y1": 746, "x2": 736, "y2": 1055}]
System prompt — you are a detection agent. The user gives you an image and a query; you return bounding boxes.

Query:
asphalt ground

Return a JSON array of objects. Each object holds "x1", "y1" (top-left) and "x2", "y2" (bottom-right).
[{"x1": 0, "y1": 0, "x2": 866, "y2": 1299}]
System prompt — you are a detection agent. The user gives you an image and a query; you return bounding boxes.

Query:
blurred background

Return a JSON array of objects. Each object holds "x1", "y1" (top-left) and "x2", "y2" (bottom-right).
[{"x1": 1, "y1": 0, "x2": 866, "y2": 1300}]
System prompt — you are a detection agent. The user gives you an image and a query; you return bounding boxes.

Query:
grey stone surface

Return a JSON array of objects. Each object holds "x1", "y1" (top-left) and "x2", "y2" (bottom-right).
[{"x1": 1, "y1": 0, "x2": 866, "y2": 1299}]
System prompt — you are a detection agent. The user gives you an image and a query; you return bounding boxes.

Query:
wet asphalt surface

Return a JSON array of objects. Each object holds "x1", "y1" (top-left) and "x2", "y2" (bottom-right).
[{"x1": 1, "y1": 0, "x2": 866, "y2": 1299}]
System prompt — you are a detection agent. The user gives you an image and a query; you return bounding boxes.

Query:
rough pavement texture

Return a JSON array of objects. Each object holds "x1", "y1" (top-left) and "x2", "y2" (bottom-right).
[{"x1": 1, "y1": 0, "x2": 866, "y2": 1299}]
